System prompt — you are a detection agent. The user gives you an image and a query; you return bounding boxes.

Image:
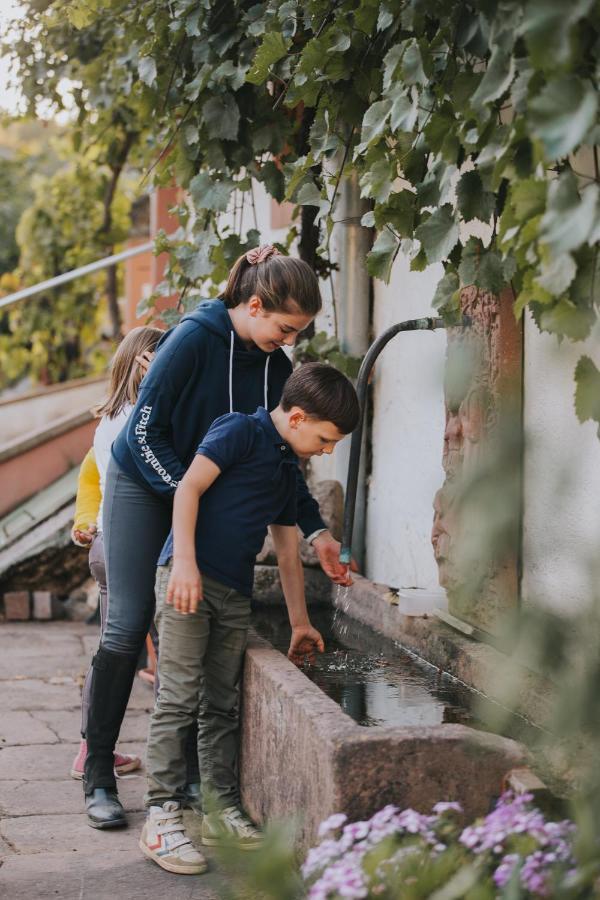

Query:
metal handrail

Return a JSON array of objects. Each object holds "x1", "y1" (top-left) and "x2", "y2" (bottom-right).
[{"x1": 0, "y1": 240, "x2": 155, "y2": 312}]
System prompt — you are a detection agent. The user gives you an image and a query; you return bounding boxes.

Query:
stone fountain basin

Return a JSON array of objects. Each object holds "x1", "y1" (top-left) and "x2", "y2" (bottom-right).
[{"x1": 240, "y1": 632, "x2": 526, "y2": 850}]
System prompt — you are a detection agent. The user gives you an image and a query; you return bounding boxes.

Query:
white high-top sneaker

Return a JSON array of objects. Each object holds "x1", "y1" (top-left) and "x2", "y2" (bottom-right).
[
  {"x1": 201, "y1": 805, "x2": 264, "y2": 850},
  {"x1": 140, "y1": 801, "x2": 208, "y2": 874}
]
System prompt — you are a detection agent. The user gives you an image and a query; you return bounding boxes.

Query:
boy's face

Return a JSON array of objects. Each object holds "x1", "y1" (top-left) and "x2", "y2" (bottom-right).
[{"x1": 286, "y1": 409, "x2": 346, "y2": 459}]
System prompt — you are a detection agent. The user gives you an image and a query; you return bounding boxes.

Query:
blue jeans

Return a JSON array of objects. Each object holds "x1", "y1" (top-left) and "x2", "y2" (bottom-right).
[{"x1": 101, "y1": 457, "x2": 171, "y2": 655}]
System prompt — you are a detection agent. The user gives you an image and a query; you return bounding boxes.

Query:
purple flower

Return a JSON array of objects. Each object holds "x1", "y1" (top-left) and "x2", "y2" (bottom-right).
[
  {"x1": 493, "y1": 853, "x2": 520, "y2": 888},
  {"x1": 318, "y1": 813, "x2": 348, "y2": 838},
  {"x1": 433, "y1": 801, "x2": 462, "y2": 815}
]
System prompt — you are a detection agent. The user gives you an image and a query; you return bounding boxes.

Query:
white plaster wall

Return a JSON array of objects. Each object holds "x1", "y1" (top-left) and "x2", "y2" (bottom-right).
[
  {"x1": 365, "y1": 255, "x2": 447, "y2": 589},
  {"x1": 522, "y1": 314, "x2": 600, "y2": 613},
  {"x1": 224, "y1": 185, "x2": 445, "y2": 591}
]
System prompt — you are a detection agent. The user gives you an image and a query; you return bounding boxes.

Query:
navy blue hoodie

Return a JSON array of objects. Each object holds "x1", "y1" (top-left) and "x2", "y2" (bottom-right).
[{"x1": 111, "y1": 299, "x2": 325, "y2": 537}]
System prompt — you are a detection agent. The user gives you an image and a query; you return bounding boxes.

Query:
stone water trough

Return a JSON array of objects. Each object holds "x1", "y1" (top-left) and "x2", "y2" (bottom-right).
[{"x1": 239, "y1": 482, "x2": 526, "y2": 849}]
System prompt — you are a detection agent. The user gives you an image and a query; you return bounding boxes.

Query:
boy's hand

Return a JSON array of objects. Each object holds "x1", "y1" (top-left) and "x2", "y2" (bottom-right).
[
  {"x1": 166, "y1": 558, "x2": 203, "y2": 615},
  {"x1": 288, "y1": 625, "x2": 325, "y2": 667},
  {"x1": 72, "y1": 524, "x2": 97, "y2": 547},
  {"x1": 312, "y1": 531, "x2": 359, "y2": 586}
]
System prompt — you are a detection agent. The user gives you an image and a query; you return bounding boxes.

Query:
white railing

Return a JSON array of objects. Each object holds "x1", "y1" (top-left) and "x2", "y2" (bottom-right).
[{"x1": 0, "y1": 241, "x2": 155, "y2": 312}]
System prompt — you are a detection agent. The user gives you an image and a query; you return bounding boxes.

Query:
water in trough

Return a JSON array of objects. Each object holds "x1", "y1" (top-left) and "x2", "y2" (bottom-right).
[{"x1": 251, "y1": 601, "x2": 536, "y2": 743}]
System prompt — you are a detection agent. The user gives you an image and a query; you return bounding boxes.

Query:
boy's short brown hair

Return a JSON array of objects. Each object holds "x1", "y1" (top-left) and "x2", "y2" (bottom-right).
[{"x1": 280, "y1": 362, "x2": 360, "y2": 435}]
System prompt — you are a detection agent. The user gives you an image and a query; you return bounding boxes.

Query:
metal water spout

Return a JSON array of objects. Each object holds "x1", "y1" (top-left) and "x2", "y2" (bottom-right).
[{"x1": 339, "y1": 315, "x2": 471, "y2": 566}]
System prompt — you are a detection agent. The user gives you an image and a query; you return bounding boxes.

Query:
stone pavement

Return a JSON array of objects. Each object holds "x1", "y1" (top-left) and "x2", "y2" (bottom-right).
[{"x1": 0, "y1": 620, "x2": 236, "y2": 900}]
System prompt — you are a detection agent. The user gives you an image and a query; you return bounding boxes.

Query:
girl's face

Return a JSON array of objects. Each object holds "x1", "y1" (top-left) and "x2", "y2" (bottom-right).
[{"x1": 247, "y1": 295, "x2": 313, "y2": 352}]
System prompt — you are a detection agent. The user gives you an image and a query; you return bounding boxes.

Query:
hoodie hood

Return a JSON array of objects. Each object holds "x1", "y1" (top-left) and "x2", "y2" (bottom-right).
[{"x1": 182, "y1": 299, "x2": 276, "y2": 411}]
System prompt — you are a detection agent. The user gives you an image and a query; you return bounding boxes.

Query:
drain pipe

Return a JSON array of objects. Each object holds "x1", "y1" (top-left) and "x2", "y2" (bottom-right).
[
  {"x1": 340, "y1": 316, "x2": 471, "y2": 566},
  {"x1": 334, "y1": 171, "x2": 371, "y2": 568}
]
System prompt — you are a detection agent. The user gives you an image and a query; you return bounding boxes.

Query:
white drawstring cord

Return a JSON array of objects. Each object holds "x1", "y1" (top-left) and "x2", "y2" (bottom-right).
[
  {"x1": 229, "y1": 330, "x2": 234, "y2": 413},
  {"x1": 264, "y1": 355, "x2": 270, "y2": 409}
]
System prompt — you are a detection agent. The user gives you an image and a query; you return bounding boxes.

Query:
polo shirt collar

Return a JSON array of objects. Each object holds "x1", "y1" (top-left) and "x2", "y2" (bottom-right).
[{"x1": 255, "y1": 406, "x2": 297, "y2": 459}]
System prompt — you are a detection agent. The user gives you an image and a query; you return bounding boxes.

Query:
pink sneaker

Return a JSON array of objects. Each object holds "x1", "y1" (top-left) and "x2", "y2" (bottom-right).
[{"x1": 70, "y1": 739, "x2": 142, "y2": 780}]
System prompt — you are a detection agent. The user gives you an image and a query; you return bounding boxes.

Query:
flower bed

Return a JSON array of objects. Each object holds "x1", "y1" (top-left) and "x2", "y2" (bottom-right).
[{"x1": 303, "y1": 793, "x2": 577, "y2": 899}]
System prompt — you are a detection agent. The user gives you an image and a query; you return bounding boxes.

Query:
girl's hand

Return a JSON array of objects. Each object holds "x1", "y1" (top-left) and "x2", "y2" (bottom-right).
[
  {"x1": 166, "y1": 558, "x2": 203, "y2": 615},
  {"x1": 72, "y1": 524, "x2": 97, "y2": 547},
  {"x1": 288, "y1": 625, "x2": 325, "y2": 666},
  {"x1": 136, "y1": 350, "x2": 155, "y2": 374}
]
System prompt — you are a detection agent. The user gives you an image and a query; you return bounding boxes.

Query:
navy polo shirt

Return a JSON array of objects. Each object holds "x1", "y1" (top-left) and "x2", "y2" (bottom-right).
[{"x1": 158, "y1": 407, "x2": 298, "y2": 597}]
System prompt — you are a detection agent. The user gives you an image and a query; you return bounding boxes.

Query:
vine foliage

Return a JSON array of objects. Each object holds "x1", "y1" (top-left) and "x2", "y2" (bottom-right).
[{"x1": 6, "y1": 0, "x2": 600, "y2": 415}]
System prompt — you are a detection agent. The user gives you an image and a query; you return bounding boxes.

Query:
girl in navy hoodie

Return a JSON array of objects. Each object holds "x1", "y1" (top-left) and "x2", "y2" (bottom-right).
[{"x1": 84, "y1": 245, "x2": 353, "y2": 828}]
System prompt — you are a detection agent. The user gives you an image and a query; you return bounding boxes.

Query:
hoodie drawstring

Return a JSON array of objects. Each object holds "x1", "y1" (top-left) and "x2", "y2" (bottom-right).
[
  {"x1": 263, "y1": 355, "x2": 270, "y2": 409},
  {"x1": 229, "y1": 330, "x2": 270, "y2": 413},
  {"x1": 229, "y1": 331, "x2": 234, "y2": 413}
]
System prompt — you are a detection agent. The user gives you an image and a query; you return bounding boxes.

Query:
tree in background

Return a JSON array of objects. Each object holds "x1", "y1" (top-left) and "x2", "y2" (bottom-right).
[{"x1": 0, "y1": 159, "x2": 130, "y2": 388}]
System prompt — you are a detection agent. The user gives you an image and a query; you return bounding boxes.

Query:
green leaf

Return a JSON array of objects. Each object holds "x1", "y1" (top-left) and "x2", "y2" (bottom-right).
[
  {"x1": 432, "y1": 270, "x2": 460, "y2": 311},
  {"x1": 366, "y1": 229, "x2": 398, "y2": 281},
  {"x1": 359, "y1": 157, "x2": 395, "y2": 203},
  {"x1": 538, "y1": 299, "x2": 595, "y2": 340},
  {"x1": 202, "y1": 94, "x2": 240, "y2": 141},
  {"x1": 456, "y1": 170, "x2": 496, "y2": 223},
  {"x1": 257, "y1": 161, "x2": 285, "y2": 203},
  {"x1": 296, "y1": 182, "x2": 329, "y2": 220},
  {"x1": 246, "y1": 32, "x2": 289, "y2": 85},
  {"x1": 138, "y1": 56, "x2": 157, "y2": 88},
  {"x1": 574, "y1": 355, "x2": 600, "y2": 433},
  {"x1": 470, "y1": 46, "x2": 515, "y2": 110},
  {"x1": 402, "y1": 39, "x2": 427, "y2": 86},
  {"x1": 535, "y1": 252, "x2": 577, "y2": 296},
  {"x1": 328, "y1": 32, "x2": 351, "y2": 53},
  {"x1": 189, "y1": 172, "x2": 233, "y2": 212},
  {"x1": 415, "y1": 205, "x2": 459, "y2": 264},
  {"x1": 529, "y1": 76, "x2": 598, "y2": 159},
  {"x1": 383, "y1": 44, "x2": 402, "y2": 91},
  {"x1": 540, "y1": 173, "x2": 599, "y2": 254},
  {"x1": 518, "y1": 0, "x2": 595, "y2": 69},
  {"x1": 459, "y1": 239, "x2": 507, "y2": 294},
  {"x1": 379, "y1": 191, "x2": 415, "y2": 237},
  {"x1": 389, "y1": 84, "x2": 418, "y2": 133},
  {"x1": 509, "y1": 178, "x2": 547, "y2": 220},
  {"x1": 356, "y1": 99, "x2": 392, "y2": 154}
]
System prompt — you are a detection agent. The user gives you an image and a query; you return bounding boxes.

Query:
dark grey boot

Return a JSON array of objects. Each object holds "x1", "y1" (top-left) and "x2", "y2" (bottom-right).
[{"x1": 83, "y1": 646, "x2": 139, "y2": 827}]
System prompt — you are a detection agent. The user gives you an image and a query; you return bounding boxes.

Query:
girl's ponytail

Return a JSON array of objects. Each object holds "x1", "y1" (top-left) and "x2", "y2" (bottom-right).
[{"x1": 222, "y1": 245, "x2": 322, "y2": 317}]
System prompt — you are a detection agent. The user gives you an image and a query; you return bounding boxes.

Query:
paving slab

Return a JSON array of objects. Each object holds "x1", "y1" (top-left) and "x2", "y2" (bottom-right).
[
  {"x1": 0, "y1": 849, "x2": 228, "y2": 900},
  {"x1": 81, "y1": 634, "x2": 101, "y2": 657},
  {"x1": 0, "y1": 678, "x2": 81, "y2": 711},
  {"x1": 0, "y1": 741, "x2": 146, "y2": 781},
  {"x1": 32, "y1": 706, "x2": 150, "y2": 744},
  {"x1": 0, "y1": 775, "x2": 146, "y2": 817},
  {"x1": 1, "y1": 811, "x2": 151, "y2": 854},
  {"x1": 0, "y1": 653, "x2": 90, "y2": 680},
  {"x1": 0, "y1": 711, "x2": 59, "y2": 746},
  {"x1": 0, "y1": 626, "x2": 84, "y2": 659}
]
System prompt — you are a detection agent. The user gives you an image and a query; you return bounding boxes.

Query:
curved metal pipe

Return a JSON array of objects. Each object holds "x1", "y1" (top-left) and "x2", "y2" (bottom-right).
[{"x1": 340, "y1": 315, "x2": 471, "y2": 565}]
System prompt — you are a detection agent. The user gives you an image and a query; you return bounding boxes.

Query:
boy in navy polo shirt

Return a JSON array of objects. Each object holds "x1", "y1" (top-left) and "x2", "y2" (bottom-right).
[{"x1": 140, "y1": 363, "x2": 359, "y2": 875}]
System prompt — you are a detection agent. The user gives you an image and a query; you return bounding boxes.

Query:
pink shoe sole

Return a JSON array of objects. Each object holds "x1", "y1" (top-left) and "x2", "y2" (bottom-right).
[{"x1": 71, "y1": 753, "x2": 142, "y2": 780}]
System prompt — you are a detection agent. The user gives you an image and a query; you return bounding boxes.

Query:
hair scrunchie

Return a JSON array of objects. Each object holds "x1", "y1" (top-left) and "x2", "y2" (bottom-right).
[{"x1": 245, "y1": 244, "x2": 280, "y2": 265}]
